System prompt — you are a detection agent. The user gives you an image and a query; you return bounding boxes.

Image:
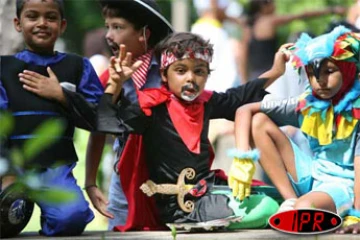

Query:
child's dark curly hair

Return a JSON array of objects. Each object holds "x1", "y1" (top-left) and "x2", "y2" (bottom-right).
[
  {"x1": 154, "y1": 32, "x2": 213, "y2": 75},
  {"x1": 16, "y1": 0, "x2": 65, "y2": 19}
]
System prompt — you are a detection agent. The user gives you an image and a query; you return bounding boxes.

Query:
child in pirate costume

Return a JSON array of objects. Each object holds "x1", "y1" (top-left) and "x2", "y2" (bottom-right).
[
  {"x1": 96, "y1": 32, "x2": 295, "y2": 231},
  {"x1": 232, "y1": 25, "x2": 360, "y2": 234},
  {"x1": 85, "y1": 0, "x2": 173, "y2": 230},
  {"x1": 0, "y1": 0, "x2": 103, "y2": 236}
]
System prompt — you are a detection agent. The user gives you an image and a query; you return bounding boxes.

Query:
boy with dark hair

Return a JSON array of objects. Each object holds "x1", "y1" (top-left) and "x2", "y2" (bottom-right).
[
  {"x1": 84, "y1": 0, "x2": 174, "y2": 230},
  {"x1": 0, "y1": 0, "x2": 103, "y2": 236},
  {"x1": 16, "y1": 0, "x2": 65, "y2": 19},
  {"x1": 96, "y1": 31, "x2": 290, "y2": 231}
]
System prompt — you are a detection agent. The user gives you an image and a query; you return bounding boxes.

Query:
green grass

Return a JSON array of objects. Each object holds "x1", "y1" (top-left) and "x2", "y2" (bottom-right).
[{"x1": 23, "y1": 129, "x2": 108, "y2": 232}]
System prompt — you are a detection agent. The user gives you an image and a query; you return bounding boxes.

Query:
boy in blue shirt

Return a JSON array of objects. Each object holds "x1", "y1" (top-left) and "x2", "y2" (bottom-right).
[{"x1": 0, "y1": 0, "x2": 103, "y2": 236}]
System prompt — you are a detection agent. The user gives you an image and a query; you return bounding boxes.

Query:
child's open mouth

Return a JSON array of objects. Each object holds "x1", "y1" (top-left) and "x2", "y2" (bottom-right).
[
  {"x1": 184, "y1": 89, "x2": 197, "y2": 95},
  {"x1": 180, "y1": 84, "x2": 200, "y2": 101},
  {"x1": 108, "y1": 43, "x2": 119, "y2": 55}
]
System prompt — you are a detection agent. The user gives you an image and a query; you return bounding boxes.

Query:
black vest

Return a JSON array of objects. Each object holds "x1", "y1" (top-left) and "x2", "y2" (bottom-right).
[{"x1": 1, "y1": 54, "x2": 83, "y2": 168}]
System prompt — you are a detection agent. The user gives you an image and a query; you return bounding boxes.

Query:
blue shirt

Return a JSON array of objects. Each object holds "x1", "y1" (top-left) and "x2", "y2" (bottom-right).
[{"x1": 0, "y1": 50, "x2": 104, "y2": 110}]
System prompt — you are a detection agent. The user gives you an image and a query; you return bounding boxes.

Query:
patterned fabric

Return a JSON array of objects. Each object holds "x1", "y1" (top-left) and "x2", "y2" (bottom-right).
[
  {"x1": 160, "y1": 48, "x2": 212, "y2": 70},
  {"x1": 297, "y1": 80, "x2": 360, "y2": 145},
  {"x1": 132, "y1": 50, "x2": 153, "y2": 89},
  {"x1": 290, "y1": 25, "x2": 360, "y2": 98},
  {"x1": 290, "y1": 26, "x2": 355, "y2": 68}
]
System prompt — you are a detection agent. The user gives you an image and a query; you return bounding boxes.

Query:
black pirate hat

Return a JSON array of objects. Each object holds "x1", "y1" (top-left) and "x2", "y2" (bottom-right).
[{"x1": 100, "y1": 0, "x2": 174, "y2": 46}]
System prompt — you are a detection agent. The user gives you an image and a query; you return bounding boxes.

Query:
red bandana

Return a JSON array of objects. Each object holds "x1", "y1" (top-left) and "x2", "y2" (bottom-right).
[{"x1": 137, "y1": 86, "x2": 213, "y2": 154}]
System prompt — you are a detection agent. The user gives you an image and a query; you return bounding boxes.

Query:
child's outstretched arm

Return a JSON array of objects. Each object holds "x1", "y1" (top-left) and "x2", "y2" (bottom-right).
[
  {"x1": 260, "y1": 43, "x2": 293, "y2": 89},
  {"x1": 234, "y1": 102, "x2": 262, "y2": 151},
  {"x1": 228, "y1": 102, "x2": 261, "y2": 201}
]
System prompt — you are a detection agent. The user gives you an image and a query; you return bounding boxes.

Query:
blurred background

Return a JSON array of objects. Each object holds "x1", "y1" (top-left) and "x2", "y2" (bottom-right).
[
  {"x1": 0, "y1": 0, "x2": 356, "y2": 233},
  {"x1": 38, "y1": 0, "x2": 356, "y2": 54}
]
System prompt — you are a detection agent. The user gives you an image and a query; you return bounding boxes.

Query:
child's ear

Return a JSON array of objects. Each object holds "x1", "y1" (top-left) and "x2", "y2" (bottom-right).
[
  {"x1": 60, "y1": 19, "x2": 67, "y2": 34},
  {"x1": 160, "y1": 69, "x2": 168, "y2": 83},
  {"x1": 13, "y1": 18, "x2": 22, "y2": 32},
  {"x1": 139, "y1": 28, "x2": 151, "y2": 43}
]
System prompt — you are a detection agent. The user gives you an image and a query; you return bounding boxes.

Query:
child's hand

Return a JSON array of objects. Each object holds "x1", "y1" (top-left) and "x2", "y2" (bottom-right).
[
  {"x1": 19, "y1": 67, "x2": 64, "y2": 102},
  {"x1": 227, "y1": 149, "x2": 260, "y2": 201},
  {"x1": 108, "y1": 44, "x2": 143, "y2": 87},
  {"x1": 260, "y1": 43, "x2": 294, "y2": 87},
  {"x1": 228, "y1": 157, "x2": 256, "y2": 201},
  {"x1": 271, "y1": 43, "x2": 294, "y2": 76},
  {"x1": 85, "y1": 185, "x2": 114, "y2": 219}
]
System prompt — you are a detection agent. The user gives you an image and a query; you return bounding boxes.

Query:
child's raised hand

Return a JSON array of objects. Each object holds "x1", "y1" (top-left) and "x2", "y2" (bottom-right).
[
  {"x1": 108, "y1": 44, "x2": 143, "y2": 86},
  {"x1": 272, "y1": 43, "x2": 294, "y2": 76},
  {"x1": 19, "y1": 67, "x2": 65, "y2": 103}
]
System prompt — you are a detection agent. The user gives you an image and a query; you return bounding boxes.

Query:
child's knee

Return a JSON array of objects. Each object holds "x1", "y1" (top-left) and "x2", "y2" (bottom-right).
[
  {"x1": 294, "y1": 198, "x2": 313, "y2": 209},
  {"x1": 41, "y1": 207, "x2": 94, "y2": 236},
  {"x1": 252, "y1": 113, "x2": 271, "y2": 133}
]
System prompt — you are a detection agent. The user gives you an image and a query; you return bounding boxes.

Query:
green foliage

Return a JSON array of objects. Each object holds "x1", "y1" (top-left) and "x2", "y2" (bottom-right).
[
  {"x1": 0, "y1": 111, "x2": 14, "y2": 137},
  {"x1": 171, "y1": 225, "x2": 177, "y2": 240},
  {"x1": 9, "y1": 148, "x2": 23, "y2": 169},
  {"x1": 27, "y1": 188, "x2": 77, "y2": 204},
  {"x1": 236, "y1": 0, "x2": 354, "y2": 46},
  {"x1": 23, "y1": 119, "x2": 65, "y2": 162},
  {"x1": 1, "y1": 113, "x2": 77, "y2": 204},
  {"x1": 62, "y1": 0, "x2": 104, "y2": 54},
  {"x1": 61, "y1": 0, "x2": 358, "y2": 54},
  {"x1": 8, "y1": 181, "x2": 76, "y2": 204}
]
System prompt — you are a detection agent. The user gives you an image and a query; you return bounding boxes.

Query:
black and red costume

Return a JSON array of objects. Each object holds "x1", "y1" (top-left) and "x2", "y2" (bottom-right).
[{"x1": 97, "y1": 78, "x2": 268, "y2": 231}]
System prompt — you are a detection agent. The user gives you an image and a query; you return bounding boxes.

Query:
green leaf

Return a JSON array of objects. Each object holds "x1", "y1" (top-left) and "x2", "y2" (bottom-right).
[
  {"x1": 10, "y1": 147, "x2": 25, "y2": 168},
  {"x1": 171, "y1": 225, "x2": 177, "y2": 240},
  {"x1": 23, "y1": 119, "x2": 65, "y2": 161},
  {"x1": 0, "y1": 111, "x2": 14, "y2": 137},
  {"x1": 27, "y1": 188, "x2": 77, "y2": 204}
]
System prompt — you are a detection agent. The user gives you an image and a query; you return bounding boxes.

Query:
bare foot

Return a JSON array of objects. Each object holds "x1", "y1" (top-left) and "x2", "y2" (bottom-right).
[{"x1": 336, "y1": 223, "x2": 360, "y2": 234}]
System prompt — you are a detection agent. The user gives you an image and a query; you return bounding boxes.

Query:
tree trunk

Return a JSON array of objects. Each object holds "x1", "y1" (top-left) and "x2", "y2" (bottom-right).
[{"x1": 0, "y1": 0, "x2": 23, "y2": 55}]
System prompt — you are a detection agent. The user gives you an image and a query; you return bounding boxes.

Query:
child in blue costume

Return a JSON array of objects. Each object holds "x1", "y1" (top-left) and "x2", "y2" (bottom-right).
[
  {"x1": 232, "y1": 25, "x2": 360, "y2": 234},
  {"x1": 0, "y1": 0, "x2": 103, "y2": 236},
  {"x1": 95, "y1": 32, "x2": 299, "y2": 231}
]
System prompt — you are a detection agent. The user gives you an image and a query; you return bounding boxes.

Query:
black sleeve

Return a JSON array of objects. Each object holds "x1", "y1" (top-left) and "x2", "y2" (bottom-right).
[
  {"x1": 60, "y1": 88, "x2": 98, "y2": 131},
  {"x1": 96, "y1": 93, "x2": 149, "y2": 135},
  {"x1": 209, "y1": 78, "x2": 268, "y2": 120}
]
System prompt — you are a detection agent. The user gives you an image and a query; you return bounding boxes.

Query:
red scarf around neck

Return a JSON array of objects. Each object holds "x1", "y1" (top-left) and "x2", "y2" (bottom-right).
[{"x1": 137, "y1": 85, "x2": 213, "y2": 154}]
